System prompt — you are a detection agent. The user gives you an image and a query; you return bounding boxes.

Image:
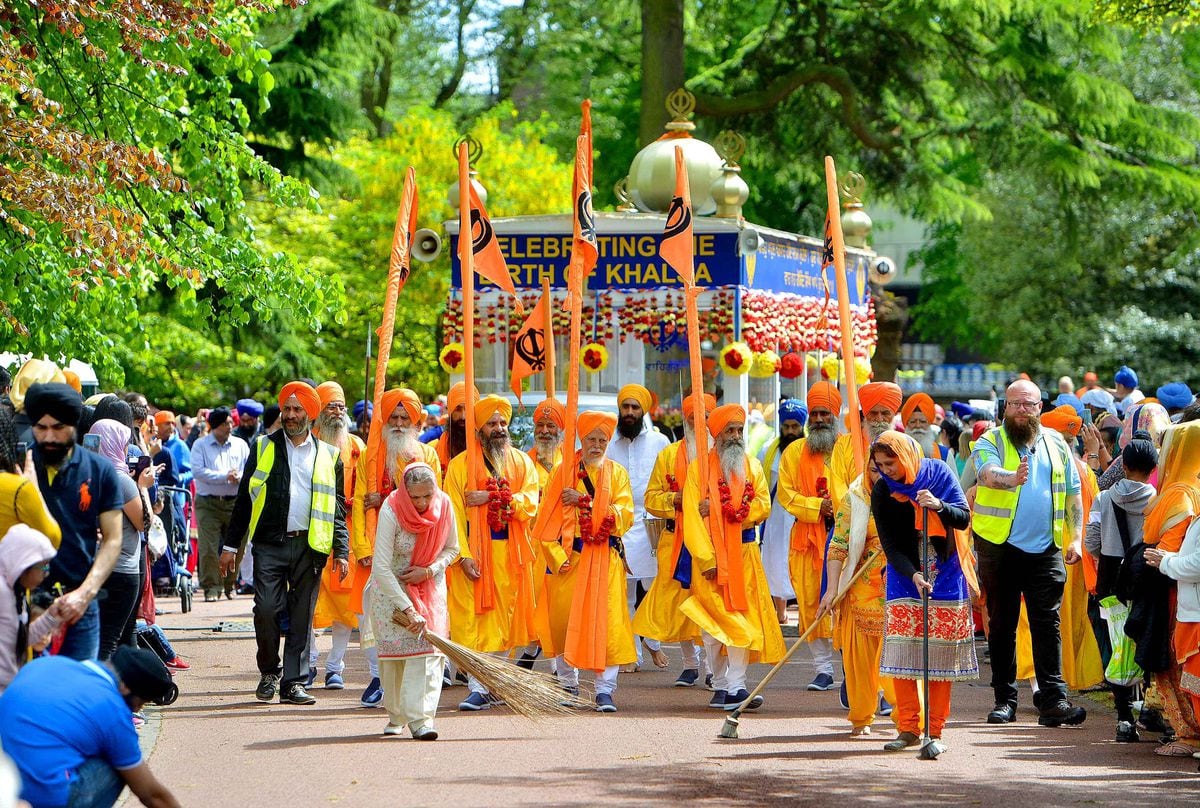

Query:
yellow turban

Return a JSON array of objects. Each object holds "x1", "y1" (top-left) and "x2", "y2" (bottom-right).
[
  {"x1": 1041, "y1": 405, "x2": 1082, "y2": 439},
  {"x1": 578, "y1": 411, "x2": 617, "y2": 441},
  {"x1": 681, "y1": 392, "x2": 717, "y2": 421},
  {"x1": 901, "y1": 392, "x2": 936, "y2": 426},
  {"x1": 316, "y1": 381, "x2": 346, "y2": 409},
  {"x1": 618, "y1": 384, "x2": 653, "y2": 414},
  {"x1": 807, "y1": 381, "x2": 842, "y2": 414},
  {"x1": 11, "y1": 359, "x2": 65, "y2": 413},
  {"x1": 447, "y1": 381, "x2": 480, "y2": 414},
  {"x1": 708, "y1": 403, "x2": 746, "y2": 438},
  {"x1": 474, "y1": 395, "x2": 512, "y2": 426},
  {"x1": 859, "y1": 381, "x2": 903, "y2": 415},
  {"x1": 533, "y1": 398, "x2": 565, "y2": 429},
  {"x1": 279, "y1": 381, "x2": 321, "y2": 420},
  {"x1": 62, "y1": 370, "x2": 82, "y2": 393}
]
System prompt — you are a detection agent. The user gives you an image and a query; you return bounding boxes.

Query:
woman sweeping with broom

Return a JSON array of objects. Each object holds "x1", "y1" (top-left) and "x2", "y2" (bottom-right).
[
  {"x1": 371, "y1": 462, "x2": 460, "y2": 739},
  {"x1": 870, "y1": 432, "x2": 979, "y2": 753}
]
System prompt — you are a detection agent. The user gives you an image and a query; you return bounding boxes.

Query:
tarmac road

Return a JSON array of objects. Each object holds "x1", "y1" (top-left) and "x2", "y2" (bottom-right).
[{"x1": 136, "y1": 596, "x2": 1200, "y2": 807}]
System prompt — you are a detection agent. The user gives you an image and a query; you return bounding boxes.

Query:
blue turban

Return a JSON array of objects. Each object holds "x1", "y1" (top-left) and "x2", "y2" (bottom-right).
[
  {"x1": 353, "y1": 399, "x2": 373, "y2": 420},
  {"x1": 424, "y1": 404, "x2": 441, "y2": 417},
  {"x1": 778, "y1": 399, "x2": 808, "y2": 425},
  {"x1": 1156, "y1": 382, "x2": 1195, "y2": 411},
  {"x1": 1115, "y1": 366, "x2": 1138, "y2": 389},
  {"x1": 235, "y1": 398, "x2": 263, "y2": 418},
  {"x1": 950, "y1": 401, "x2": 974, "y2": 420},
  {"x1": 1053, "y1": 393, "x2": 1085, "y2": 417}
]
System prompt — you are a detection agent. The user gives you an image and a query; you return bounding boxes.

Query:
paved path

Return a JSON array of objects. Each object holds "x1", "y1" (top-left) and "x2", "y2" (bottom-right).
[{"x1": 138, "y1": 596, "x2": 1200, "y2": 807}]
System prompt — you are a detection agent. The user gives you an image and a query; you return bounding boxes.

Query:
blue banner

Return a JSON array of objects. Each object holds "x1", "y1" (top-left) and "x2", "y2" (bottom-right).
[
  {"x1": 747, "y1": 232, "x2": 866, "y2": 306},
  {"x1": 449, "y1": 232, "x2": 741, "y2": 290}
]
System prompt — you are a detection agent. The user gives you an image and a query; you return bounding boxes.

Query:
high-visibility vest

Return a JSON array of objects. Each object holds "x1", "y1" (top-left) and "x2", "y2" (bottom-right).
[
  {"x1": 247, "y1": 436, "x2": 339, "y2": 554},
  {"x1": 972, "y1": 426, "x2": 1069, "y2": 548}
]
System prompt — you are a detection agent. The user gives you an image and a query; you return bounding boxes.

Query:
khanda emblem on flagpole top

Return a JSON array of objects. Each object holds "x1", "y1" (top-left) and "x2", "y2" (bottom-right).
[{"x1": 514, "y1": 327, "x2": 546, "y2": 371}]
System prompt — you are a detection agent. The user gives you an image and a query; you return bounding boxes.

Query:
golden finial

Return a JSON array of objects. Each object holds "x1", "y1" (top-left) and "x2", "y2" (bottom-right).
[
  {"x1": 839, "y1": 171, "x2": 866, "y2": 205},
  {"x1": 614, "y1": 177, "x2": 637, "y2": 212},
  {"x1": 664, "y1": 88, "x2": 697, "y2": 133},
  {"x1": 451, "y1": 135, "x2": 485, "y2": 167},
  {"x1": 714, "y1": 130, "x2": 746, "y2": 167}
]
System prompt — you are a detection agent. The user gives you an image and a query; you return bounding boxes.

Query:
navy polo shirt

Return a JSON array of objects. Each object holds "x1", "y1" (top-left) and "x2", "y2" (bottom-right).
[{"x1": 35, "y1": 446, "x2": 125, "y2": 590}]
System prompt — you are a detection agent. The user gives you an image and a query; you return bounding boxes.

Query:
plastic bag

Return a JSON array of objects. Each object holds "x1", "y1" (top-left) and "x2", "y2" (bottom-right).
[{"x1": 1100, "y1": 595, "x2": 1143, "y2": 687}]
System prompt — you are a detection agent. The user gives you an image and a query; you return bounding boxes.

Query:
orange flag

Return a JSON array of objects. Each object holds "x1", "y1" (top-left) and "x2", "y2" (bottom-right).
[
  {"x1": 659, "y1": 147, "x2": 695, "y2": 286},
  {"x1": 570, "y1": 101, "x2": 598, "y2": 286},
  {"x1": 467, "y1": 182, "x2": 521, "y2": 309},
  {"x1": 509, "y1": 289, "x2": 549, "y2": 405}
]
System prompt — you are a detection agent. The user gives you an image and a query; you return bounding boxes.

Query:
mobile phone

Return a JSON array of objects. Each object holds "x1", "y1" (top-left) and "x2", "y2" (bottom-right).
[
  {"x1": 1080, "y1": 408, "x2": 1093, "y2": 426},
  {"x1": 15, "y1": 441, "x2": 27, "y2": 458},
  {"x1": 82, "y1": 434, "x2": 101, "y2": 452},
  {"x1": 129, "y1": 455, "x2": 152, "y2": 479}
]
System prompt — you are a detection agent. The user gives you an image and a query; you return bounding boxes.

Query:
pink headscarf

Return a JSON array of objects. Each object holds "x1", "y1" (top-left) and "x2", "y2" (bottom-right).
[
  {"x1": 87, "y1": 419, "x2": 132, "y2": 473},
  {"x1": 385, "y1": 462, "x2": 452, "y2": 635}
]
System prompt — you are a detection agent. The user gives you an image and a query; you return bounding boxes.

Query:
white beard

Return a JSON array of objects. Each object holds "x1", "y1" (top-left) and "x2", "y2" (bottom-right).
[
  {"x1": 909, "y1": 427, "x2": 937, "y2": 459},
  {"x1": 316, "y1": 412, "x2": 347, "y2": 448},
  {"x1": 719, "y1": 440, "x2": 745, "y2": 481},
  {"x1": 384, "y1": 426, "x2": 420, "y2": 480},
  {"x1": 683, "y1": 423, "x2": 711, "y2": 462},
  {"x1": 866, "y1": 419, "x2": 892, "y2": 441},
  {"x1": 534, "y1": 433, "x2": 562, "y2": 465}
]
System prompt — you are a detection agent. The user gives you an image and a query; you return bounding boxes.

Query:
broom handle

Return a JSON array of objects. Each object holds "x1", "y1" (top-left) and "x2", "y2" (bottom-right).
[{"x1": 728, "y1": 549, "x2": 881, "y2": 719}]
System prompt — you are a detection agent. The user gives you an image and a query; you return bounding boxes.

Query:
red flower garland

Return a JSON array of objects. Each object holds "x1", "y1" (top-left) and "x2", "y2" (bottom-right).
[
  {"x1": 717, "y1": 476, "x2": 755, "y2": 524},
  {"x1": 576, "y1": 466, "x2": 615, "y2": 545},
  {"x1": 485, "y1": 476, "x2": 514, "y2": 531}
]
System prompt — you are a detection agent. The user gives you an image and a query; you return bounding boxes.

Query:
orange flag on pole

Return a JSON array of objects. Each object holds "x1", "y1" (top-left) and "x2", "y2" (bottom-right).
[
  {"x1": 824, "y1": 155, "x2": 864, "y2": 475},
  {"x1": 467, "y1": 182, "x2": 522, "y2": 310},
  {"x1": 659, "y1": 148, "x2": 695, "y2": 287},
  {"x1": 509, "y1": 287, "x2": 549, "y2": 405}
]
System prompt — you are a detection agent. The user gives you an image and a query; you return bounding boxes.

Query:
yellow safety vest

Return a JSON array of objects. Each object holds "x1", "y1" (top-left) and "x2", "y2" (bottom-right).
[
  {"x1": 972, "y1": 426, "x2": 1069, "y2": 548},
  {"x1": 247, "y1": 436, "x2": 339, "y2": 554}
]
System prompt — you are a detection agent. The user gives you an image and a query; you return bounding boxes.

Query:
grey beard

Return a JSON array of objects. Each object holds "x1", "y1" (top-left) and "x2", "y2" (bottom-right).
[
  {"x1": 866, "y1": 420, "x2": 892, "y2": 441},
  {"x1": 534, "y1": 434, "x2": 562, "y2": 461},
  {"x1": 316, "y1": 412, "x2": 347, "y2": 445},
  {"x1": 718, "y1": 440, "x2": 745, "y2": 480},
  {"x1": 384, "y1": 427, "x2": 420, "y2": 479},
  {"x1": 483, "y1": 433, "x2": 511, "y2": 468},
  {"x1": 683, "y1": 424, "x2": 710, "y2": 462},
  {"x1": 909, "y1": 427, "x2": 937, "y2": 459},
  {"x1": 806, "y1": 423, "x2": 837, "y2": 455}
]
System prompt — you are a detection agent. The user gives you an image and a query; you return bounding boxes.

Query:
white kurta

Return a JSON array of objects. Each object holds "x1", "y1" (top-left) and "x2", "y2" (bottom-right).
[
  {"x1": 370, "y1": 502, "x2": 461, "y2": 658},
  {"x1": 606, "y1": 419, "x2": 671, "y2": 580},
  {"x1": 758, "y1": 438, "x2": 796, "y2": 600}
]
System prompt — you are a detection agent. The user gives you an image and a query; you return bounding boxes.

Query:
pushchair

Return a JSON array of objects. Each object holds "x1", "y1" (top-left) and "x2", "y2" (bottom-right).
[{"x1": 156, "y1": 485, "x2": 195, "y2": 613}]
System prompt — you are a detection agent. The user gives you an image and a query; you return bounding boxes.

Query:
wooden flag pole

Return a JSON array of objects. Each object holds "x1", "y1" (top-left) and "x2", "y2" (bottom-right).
[
  {"x1": 542, "y1": 276, "x2": 556, "y2": 400},
  {"x1": 459, "y1": 144, "x2": 479, "y2": 492},
  {"x1": 824, "y1": 155, "x2": 864, "y2": 475}
]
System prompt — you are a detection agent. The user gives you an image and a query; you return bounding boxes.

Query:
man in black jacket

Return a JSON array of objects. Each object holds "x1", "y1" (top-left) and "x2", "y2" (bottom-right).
[{"x1": 222, "y1": 382, "x2": 350, "y2": 705}]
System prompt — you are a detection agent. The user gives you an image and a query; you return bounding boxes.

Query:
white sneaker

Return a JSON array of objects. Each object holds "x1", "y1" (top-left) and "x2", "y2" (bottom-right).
[{"x1": 383, "y1": 724, "x2": 404, "y2": 737}]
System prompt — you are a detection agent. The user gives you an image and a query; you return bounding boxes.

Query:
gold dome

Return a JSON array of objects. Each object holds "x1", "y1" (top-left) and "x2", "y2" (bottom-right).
[{"x1": 627, "y1": 89, "x2": 724, "y2": 215}]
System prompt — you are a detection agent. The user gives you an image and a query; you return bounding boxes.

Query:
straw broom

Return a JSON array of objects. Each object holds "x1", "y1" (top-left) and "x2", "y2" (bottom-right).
[
  {"x1": 719, "y1": 550, "x2": 881, "y2": 739},
  {"x1": 419, "y1": 631, "x2": 591, "y2": 719}
]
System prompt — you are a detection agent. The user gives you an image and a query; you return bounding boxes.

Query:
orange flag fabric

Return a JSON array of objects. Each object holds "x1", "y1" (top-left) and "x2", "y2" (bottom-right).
[
  {"x1": 509, "y1": 290, "x2": 548, "y2": 405},
  {"x1": 659, "y1": 147, "x2": 694, "y2": 286},
  {"x1": 467, "y1": 181, "x2": 521, "y2": 307}
]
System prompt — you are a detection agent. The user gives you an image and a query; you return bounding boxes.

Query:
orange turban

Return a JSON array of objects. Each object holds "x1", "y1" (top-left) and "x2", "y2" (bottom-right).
[
  {"x1": 859, "y1": 381, "x2": 903, "y2": 415},
  {"x1": 578, "y1": 411, "x2": 617, "y2": 441},
  {"x1": 316, "y1": 381, "x2": 346, "y2": 409},
  {"x1": 532, "y1": 398, "x2": 565, "y2": 429},
  {"x1": 447, "y1": 381, "x2": 480, "y2": 414},
  {"x1": 474, "y1": 395, "x2": 512, "y2": 426},
  {"x1": 1041, "y1": 405, "x2": 1082, "y2": 439},
  {"x1": 807, "y1": 381, "x2": 842, "y2": 414},
  {"x1": 708, "y1": 403, "x2": 746, "y2": 438},
  {"x1": 901, "y1": 392, "x2": 936, "y2": 426},
  {"x1": 379, "y1": 388, "x2": 422, "y2": 426},
  {"x1": 682, "y1": 393, "x2": 717, "y2": 420},
  {"x1": 618, "y1": 384, "x2": 652, "y2": 413},
  {"x1": 279, "y1": 381, "x2": 321, "y2": 420},
  {"x1": 62, "y1": 370, "x2": 82, "y2": 393},
  {"x1": 153, "y1": 410, "x2": 175, "y2": 427}
]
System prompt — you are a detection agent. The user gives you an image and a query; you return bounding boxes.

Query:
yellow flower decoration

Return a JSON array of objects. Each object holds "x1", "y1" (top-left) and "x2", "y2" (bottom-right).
[
  {"x1": 439, "y1": 342, "x2": 465, "y2": 374},
  {"x1": 718, "y1": 341, "x2": 753, "y2": 376},
  {"x1": 581, "y1": 342, "x2": 608, "y2": 373},
  {"x1": 749, "y1": 350, "x2": 781, "y2": 378}
]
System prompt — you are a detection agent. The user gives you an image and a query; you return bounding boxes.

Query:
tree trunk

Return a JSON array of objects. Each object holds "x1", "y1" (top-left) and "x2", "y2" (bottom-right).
[
  {"x1": 870, "y1": 288, "x2": 908, "y2": 383},
  {"x1": 639, "y1": 0, "x2": 685, "y2": 146}
]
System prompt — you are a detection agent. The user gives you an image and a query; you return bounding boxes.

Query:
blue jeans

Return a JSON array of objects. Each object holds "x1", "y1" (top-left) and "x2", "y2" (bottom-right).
[
  {"x1": 66, "y1": 758, "x2": 125, "y2": 808},
  {"x1": 57, "y1": 600, "x2": 101, "y2": 661}
]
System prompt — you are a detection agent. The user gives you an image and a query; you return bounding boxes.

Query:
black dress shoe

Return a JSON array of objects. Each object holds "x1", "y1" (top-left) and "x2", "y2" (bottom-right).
[
  {"x1": 1038, "y1": 700, "x2": 1086, "y2": 727},
  {"x1": 255, "y1": 673, "x2": 280, "y2": 702},
  {"x1": 987, "y1": 703, "x2": 1017, "y2": 724},
  {"x1": 280, "y1": 683, "x2": 317, "y2": 705}
]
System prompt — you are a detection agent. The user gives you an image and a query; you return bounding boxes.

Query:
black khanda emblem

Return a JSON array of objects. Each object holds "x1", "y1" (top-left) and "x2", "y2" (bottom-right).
[
  {"x1": 577, "y1": 189, "x2": 597, "y2": 245},
  {"x1": 471, "y1": 208, "x2": 495, "y2": 255},
  {"x1": 664, "y1": 195, "x2": 691, "y2": 240},
  {"x1": 515, "y1": 327, "x2": 546, "y2": 371}
]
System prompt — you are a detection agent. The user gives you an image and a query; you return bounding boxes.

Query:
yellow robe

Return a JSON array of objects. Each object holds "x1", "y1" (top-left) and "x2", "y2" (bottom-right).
[
  {"x1": 527, "y1": 447, "x2": 562, "y2": 494},
  {"x1": 444, "y1": 447, "x2": 540, "y2": 653},
  {"x1": 828, "y1": 432, "x2": 862, "y2": 515},
  {"x1": 631, "y1": 442, "x2": 701, "y2": 644},
  {"x1": 679, "y1": 455, "x2": 785, "y2": 664},
  {"x1": 315, "y1": 434, "x2": 366, "y2": 629},
  {"x1": 537, "y1": 459, "x2": 637, "y2": 666},
  {"x1": 777, "y1": 438, "x2": 834, "y2": 639}
]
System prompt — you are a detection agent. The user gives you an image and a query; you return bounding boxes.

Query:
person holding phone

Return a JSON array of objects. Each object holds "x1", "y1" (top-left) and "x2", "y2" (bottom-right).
[
  {"x1": 0, "y1": 408, "x2": 60, "y2": 544},
  {"x1": 86, "y1": 420, "x2": 161, "y2": 661}
]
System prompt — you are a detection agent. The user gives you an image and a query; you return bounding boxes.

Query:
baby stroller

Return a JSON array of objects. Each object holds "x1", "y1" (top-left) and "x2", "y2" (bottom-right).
[{"x1": 157, "y1": 485, "x2": 195, "y2": 613}]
